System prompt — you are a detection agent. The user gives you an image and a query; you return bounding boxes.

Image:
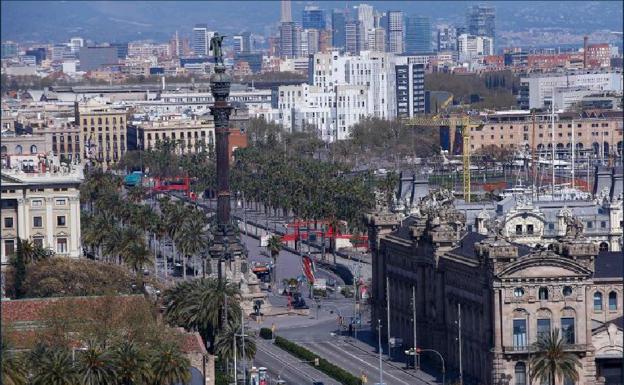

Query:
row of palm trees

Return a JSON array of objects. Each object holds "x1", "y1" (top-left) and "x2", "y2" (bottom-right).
[
  {"x1": 2, "y1": 339, "x2": 190, "y2": 385},
  {"x1": 81, "y1": 169, "x2": 212, "y2": 283}
]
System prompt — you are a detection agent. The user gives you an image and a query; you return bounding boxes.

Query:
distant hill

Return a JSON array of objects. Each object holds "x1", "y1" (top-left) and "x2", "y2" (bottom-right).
[{"x1": 1, "y1": 1, "x2": 622, "y2": 44}]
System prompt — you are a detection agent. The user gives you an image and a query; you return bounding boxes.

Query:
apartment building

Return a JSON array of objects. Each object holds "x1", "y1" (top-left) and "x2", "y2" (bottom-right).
[
  {"x1": 519, "y1": 70, "x2": 623, "y2": 109},
  {"x1": 76, "y1": 101, "x2": 129, "y2": 169},
  {"x1": 465, "y1": 110, "x2": 624, "y2": 160},
  {"x1": 134, "y1": 114, "x2": 215, "y2": 153},
  {"x1": 1, "y1": 157, "x2": 83, "y2": 264}
]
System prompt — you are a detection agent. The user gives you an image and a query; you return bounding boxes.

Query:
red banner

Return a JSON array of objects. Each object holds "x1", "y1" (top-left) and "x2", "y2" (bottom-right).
[{"x1": 302, "y1": 255, "x2": 315, "y2": 284}]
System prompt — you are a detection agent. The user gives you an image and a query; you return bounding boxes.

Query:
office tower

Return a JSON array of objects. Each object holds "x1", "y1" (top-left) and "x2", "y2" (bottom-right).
[
  {"x1": 169, "y1": 31, "x2": 181, "y2": 58},
  {"x1": 357, "y1": 4, "x2": 375, "y2": 32},
  {"x1": 395, "y1": 61, "x2": 425, "y2": 117},
  {"x1": 437, "y1": 25, "x2": 457, "y2": 51},
  {"x1": 280, "y1": 22, "x2": 301, "y2": 58},
  {"x1": 345, "y1": 20, "x2": 364, "y2": 55},
  {"x1": 193, "y1": 24, "x2": 213, "y2": 56},
  {"x1": 281, "y1": 0, "x2": 292, "y2": 23},
  {"x1": 69, "y1": 37, "x2": 84, "y2": 54},
  {"x1": 331, "y1": 10, "x2": 347, "y2": 50},
  {"x1": 319, "y1": 30, "x2": 331, "y2": 53},
  {"x1": 368, "y1": 27, "x2": 386, "y2": 52},
  {"x1": 109, "y1": 42, "x2": 129, "y2": 59},
  {"x1": 78, "y1": 46, "x2": 118, "y2": 71},
  {"x1": 233, "y1": 35, "x2": 244, "y2": 55},
  {"x1": 25, "y1": 48, "x2": 46, "y2": 64},
  {"x1": 457, "y1": 34, "x2": 494, "y2": 59},
  {"x1": 241, "y1": 32, "x2": 252, "y2": 53},
  {"x1": 301, "y1": 29, "x2": 320, "y2": 56},
  {"x1": 1, "y1": 41, "x2": 18, "y2": 58},
  {"x1": 467, "y1": 5, "x2": 495, "y2": 38},
  {"x1": 302, "y1": 6, "x2": 325, "y2": 30},
  {"x1": 405, "y1": 16, "x2": 431, "y2": 54},
  {"x1": 386, "y1": 10, "x2": 404, "y2": 54}
]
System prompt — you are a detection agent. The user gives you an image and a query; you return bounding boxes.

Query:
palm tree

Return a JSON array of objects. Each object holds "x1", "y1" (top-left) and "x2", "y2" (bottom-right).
[
  {"x1": 214, "y1": 319, "x2": 257, "y2": 362},
  {"x1": 18, "y1": 239, "x2": 54, "y2": 264},
  {"x1": 266, "y1": 235, "x2": 283, "y2": 288},
  {"x1": 113, "y1": 340, "x2": 151, "y2": 385},
  {"x1": 127, "y1": 185, "x2": 147, "y2": 203},
  {"x1": 163, "y1": 278, "x2": 242, "y2": 352},
  {"x1": 123, "y1": 241, "x2": 153, "y2": 289},
  {"x1": 76, "y1": 345, "x2": 118, "y2": 385},
  {"x1": 29, "y1": 346, "x2": 79, "y2": 385},
  {"x1": 177, "y1": 209, "x2": 209, "y2": 278},
  {"x1": 530, "y1": 328, "x2": 581, "y2": 385},
  {"x1": 150, "y1": 342, "x2": 192, "y2": 385},
  {"x1": 162, "y1": 201, "x2": 187, "y2": 278},
  {"x1": 1, "y1": 340, "x2": 27, "y2": 385}
]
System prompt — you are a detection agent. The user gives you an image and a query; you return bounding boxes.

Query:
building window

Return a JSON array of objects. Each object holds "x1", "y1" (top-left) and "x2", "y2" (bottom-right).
[
  {"x1": 515, "y1": 363, "x2": 526, "y2": 385},
  {"x1": 4, "y1": 217, "x2": 14, "y2": 228},
  {"x1": 599, "y1": 242, "x2": 609, "y2": 252},
  {"x1": 527, "y1": 224, "x2": 534, "y2": 235},
  {"x1": 57, "y1": 216, "x2": 66, "y2": 226},
  {"x1": 33, "y1": 216, "x2": 43, "y2": 228},
  {"x1": 513, "y1": 319, "x2": 527, "y2": 347},
  {"x1": 515, "y1": 225, "x2": 523, "y2": 235},
  {"x1": 537, "y1": 318, "x2": 551, "y2": 340},
  {"x1": 33, "y1": 237, "x2": 44, "y2": 248},
  {"x1": 57, "y1": 238, "x2": 68, "y2": 253},
  {"x1": 538, "y1": 287, "x2": 548, "y2": 300},
  {"x1": 562, "y1": 286, "x2": 573, "y2": 297},
  {"x1": 4, "y1": 239, "x2": 15, "y2": 257},
  {"x1": 594, "y1": 292, "x2": 603, "y2": 311},
  {"x1": 55, "y1": 199, "x2": 67, "y2": 206},
  {"x1": 601, "y1": 221, "x2": 607, "y2": 228},
  {"x1": 514, "y1": 288, "x2": 525, "y2": 297},
  {"x1": 561, "y1": 318, "x2": 575, "y2": 344},
  {"x1": 609, "y1": 292, "x2": 617, "y2": 310}
]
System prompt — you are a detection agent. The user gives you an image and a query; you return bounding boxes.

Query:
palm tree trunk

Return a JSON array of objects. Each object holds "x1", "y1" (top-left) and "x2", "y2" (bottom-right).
[
  {"x1": 162, "y1": 239, "x2": 167, "y2": 278},
  {"x1": 182, "y1": 250, "x2": 187, "y2": 280}
]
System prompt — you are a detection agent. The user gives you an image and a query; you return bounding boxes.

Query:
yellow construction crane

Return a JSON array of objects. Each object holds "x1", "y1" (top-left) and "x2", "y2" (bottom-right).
[{"x1": 404, "y1": 114, "x2": 482, "y2": 202}]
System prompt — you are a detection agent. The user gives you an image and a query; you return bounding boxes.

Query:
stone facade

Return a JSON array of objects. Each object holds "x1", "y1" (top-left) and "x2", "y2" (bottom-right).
[
  {"x1": 368, "y1": 189, "x2": 623, "y2": 385},
  {"x1": 1, "y1": 158, "x2": 83, "y2": 265}
]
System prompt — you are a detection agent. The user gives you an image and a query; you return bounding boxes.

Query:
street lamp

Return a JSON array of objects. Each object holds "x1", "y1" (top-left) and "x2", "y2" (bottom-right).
[{"x1": 406, "y1": 348, "x2": 446, "y2": 385}]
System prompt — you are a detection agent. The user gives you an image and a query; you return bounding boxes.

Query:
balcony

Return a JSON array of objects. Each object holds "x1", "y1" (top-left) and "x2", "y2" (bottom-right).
[{"x1": 503, "y1": 344, "x2": 587, "y2": 354}]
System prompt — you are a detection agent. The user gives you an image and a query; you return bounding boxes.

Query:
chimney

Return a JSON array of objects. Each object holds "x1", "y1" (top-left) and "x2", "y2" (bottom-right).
[{"x1": 583, "y1": 36, "x2": 588, "y2": 68}]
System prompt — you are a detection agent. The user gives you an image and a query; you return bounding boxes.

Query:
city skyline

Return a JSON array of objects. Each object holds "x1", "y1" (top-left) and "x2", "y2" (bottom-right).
[{"x1": 2, "y1": 1, "x2": 622, "y2": 46}]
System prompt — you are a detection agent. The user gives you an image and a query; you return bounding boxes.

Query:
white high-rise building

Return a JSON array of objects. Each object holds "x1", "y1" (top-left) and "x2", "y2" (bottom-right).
[
  {"x1": 386, "y1": 11, "x2": 404, "y2": 54},
  {"x1": 192, "y1": 25, "x2": 214, "y2": 56},
  {"x1": 357, "y1": 4, "x2": 375, "y2": 33},
  {"x1": 457, "y1": 33, "x2": 493, "y2": 59},
  {"x1": 69, "y1": 37, "x2": 84, "y2": 54}
]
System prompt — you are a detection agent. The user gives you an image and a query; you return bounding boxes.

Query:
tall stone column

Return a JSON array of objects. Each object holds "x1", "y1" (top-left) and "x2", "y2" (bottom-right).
[{"x1": 208, "y1": 62, "x2": 246, "y2": 282}]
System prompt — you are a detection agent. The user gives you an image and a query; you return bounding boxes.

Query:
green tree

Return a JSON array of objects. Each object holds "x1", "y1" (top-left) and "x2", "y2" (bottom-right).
[
  {"x1": 76, "y1": 345, "x2": 118, "y2": 385},
  {"x1": 1, "y1": 340, "x2": 27, "y2": 385},
  {"x1": 149, "y1": 342, "x2": 192, "y2": 385},
  {"x1": 530, "y1": 328, "x2": 581, "y2": 385},
  {"x1": 214, "y1": 319, "x2": 257, "y2": 362},
  {"x1": 123, "y1": 241, "x2": 153, "y2": 289},
  {"x1": 113, "y1": 340, "x2": 151, "y2": 385},
  {"x1": 176, "y1": 209, "x2": 209, "y2": 278},
  {"x1": 163, "y1": 278, "x2": 242, "y2": 352},
  {"x1": 266, "y1": 235, "x2": 283, "y2": 287},
  {"x1": 29, "y1": 346, "x2": 79, "y2": 385}
]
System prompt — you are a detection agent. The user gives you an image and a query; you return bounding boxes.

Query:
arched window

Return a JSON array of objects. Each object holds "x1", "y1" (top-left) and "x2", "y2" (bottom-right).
[
  {"x1": 515, "y1": 362, "x2": 527, "y2": 385},
  {"x1": 599, "y1": 242, "x2": 609, "y2": 252},
  {"x1": 98, "y1": 117, "x2": 102, "y2": 125},
  {"x1": 538, "y1": 287, "x2": 549, "y2": 300},
  {"x1": 1, "y1": 145, "x2": 7, "y2": 154},
  {"x1": 15, "y1": 145, "x2": 22, "y2": 154},
  {"x1": 113, "y1": 117, "x2": 117, "y2": 124},
  {"x1": 562, "y1": 286, "x2": 573, "y2": 297},
  {"x1": 609, "y1": 292, "x2": 617, "y2": 310},
  {"x1": 594, "y1": 292, "x2": 603, "y2": 311},
  {"x1": 30, "y1": 145, "x2": 37, "y2": 154},
  {"x1": 514, "y1": 287, "x2": 525, "y2": 297}
]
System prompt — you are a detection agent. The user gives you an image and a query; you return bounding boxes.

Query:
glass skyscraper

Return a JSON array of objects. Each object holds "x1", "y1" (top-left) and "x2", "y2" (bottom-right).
[
  {"x1": 405, "y1": 15, "x2": 431, "y2": 54},
  {"x1": 302, "y1": 6, "x2": 325, "y2": 30},
  {"x1": 331, "y1": 10, "x2": 347, "y2": 50}
]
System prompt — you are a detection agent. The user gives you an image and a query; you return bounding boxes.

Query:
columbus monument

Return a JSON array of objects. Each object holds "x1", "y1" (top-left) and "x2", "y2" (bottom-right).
[{"x1": 208, "y1": 33, "x2": 267, "y2": 315}]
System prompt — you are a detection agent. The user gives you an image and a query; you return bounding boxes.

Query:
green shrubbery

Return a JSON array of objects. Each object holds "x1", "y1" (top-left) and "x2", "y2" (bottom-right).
[
  {"x1": 259, "y1": 328, "x2": 273, "y2": 340},
  {"x1": 274, "y1": 336, "x2": 362, "y2": 385}
]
